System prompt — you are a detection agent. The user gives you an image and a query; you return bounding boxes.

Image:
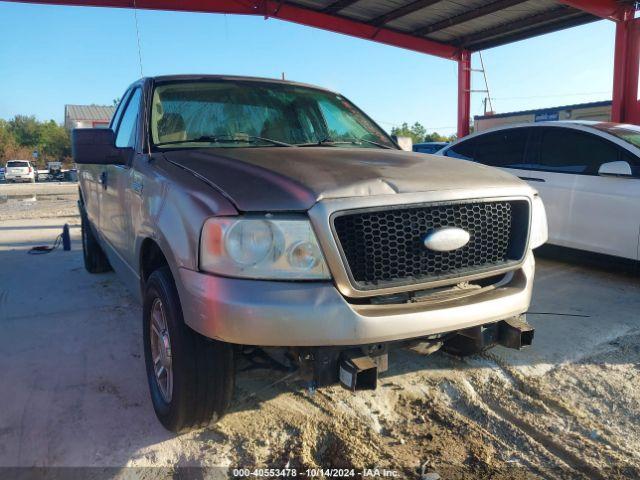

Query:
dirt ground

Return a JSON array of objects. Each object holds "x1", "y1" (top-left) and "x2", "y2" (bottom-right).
[
  {"x1": 0, "y1": 182, "x2": 79, "y2": 221},
  {"x1": 1, "y1": 182, "x2": 639, "y2": 479}
]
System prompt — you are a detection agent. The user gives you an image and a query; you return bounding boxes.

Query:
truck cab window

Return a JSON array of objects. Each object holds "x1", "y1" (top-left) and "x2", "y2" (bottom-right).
[{"x1": 115, "y1": 88, "x2": 142, "y2": 149}]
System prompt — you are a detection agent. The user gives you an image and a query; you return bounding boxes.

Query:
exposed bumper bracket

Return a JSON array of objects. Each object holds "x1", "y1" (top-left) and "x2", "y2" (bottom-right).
[
  {"x1": 498, "y1": 315, "x2": 534, "y2": 349},
  {"x1": 338, "y1": 350, "x2": 379, "y2": 391}
]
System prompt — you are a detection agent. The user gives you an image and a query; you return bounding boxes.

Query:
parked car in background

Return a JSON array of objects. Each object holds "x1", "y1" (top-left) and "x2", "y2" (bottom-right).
[
  {"x1": 66, "y1": 168, "x2": 78, "y2": 182},
  {"x1": 47, "y1": 161, "x2": 64, "y2": 181},
  {"x1": 439, "y1": 121, "x2": 640, "y2": 260},
  {"x1": 413, "y1": 141, "x2": 449, "y2": 154},
  {"x1": 4, "y1": 160, "x2": 37, "y2": 183},
  {"x1": 73, "y1": 75, "x2": 547, "y2": 433},
  {"x1": 0, "y1": 167, "x2": 5, "y2": 181}
]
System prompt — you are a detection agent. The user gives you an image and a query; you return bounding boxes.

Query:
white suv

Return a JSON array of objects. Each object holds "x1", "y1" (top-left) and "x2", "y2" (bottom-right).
[{"x1": 4, "y1": 160, "x2": 37, "y2": 183}]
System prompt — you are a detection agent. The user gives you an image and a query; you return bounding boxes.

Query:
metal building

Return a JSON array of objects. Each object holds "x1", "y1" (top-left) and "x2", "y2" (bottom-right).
[
  {"x1": 64, "y1": 104, "x2": 115, "y2": 131},
  {"x1": 475, "y1": 100, "x2": 612, "y2": 132}
]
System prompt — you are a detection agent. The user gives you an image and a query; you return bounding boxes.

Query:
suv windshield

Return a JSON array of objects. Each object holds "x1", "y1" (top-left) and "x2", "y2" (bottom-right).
[{"x1": 150, "y1": 80, "x2": 395, "y2": 149}]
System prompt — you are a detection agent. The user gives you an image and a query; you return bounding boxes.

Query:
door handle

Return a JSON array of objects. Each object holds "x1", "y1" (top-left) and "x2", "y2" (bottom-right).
[{"x1": 519, "y1": 176, "x2": 545, "y2": 183}]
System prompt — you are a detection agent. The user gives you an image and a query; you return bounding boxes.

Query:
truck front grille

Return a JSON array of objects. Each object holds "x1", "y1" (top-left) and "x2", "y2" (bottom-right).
[{"x1": 332, "y1": 200, "x2": 529, "y2": 290}]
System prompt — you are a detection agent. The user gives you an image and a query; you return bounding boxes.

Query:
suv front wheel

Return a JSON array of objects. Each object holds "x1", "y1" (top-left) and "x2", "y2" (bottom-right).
[{"x1": 143, "y1": 266, "x2": 235, "y2": 432}]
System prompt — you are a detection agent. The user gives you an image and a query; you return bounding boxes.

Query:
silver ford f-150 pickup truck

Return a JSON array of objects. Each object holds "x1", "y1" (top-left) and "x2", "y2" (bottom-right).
[{"x1": 73, "y1": 75, "x2": 547, "y2": 432}]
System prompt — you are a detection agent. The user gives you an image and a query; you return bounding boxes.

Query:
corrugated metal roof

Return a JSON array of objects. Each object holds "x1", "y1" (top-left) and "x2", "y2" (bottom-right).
[
  {"x1": 65, "y1": 104, "x2": 116, "y2": 121},
  {"x1": 424, "y1": 0, "x2": 564, "y2": 43},
  {"x1": 289, "y1": 0, "x2": 632, "y2": 51}
]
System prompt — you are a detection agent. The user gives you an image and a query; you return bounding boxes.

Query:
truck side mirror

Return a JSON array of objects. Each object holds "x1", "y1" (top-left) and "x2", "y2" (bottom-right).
[
  {"x1": 72, "y1": 128, "x2": 127, "y2": 165},
  {"x1": 598, "y1": 160, "x2": 633, "y2": 177}
]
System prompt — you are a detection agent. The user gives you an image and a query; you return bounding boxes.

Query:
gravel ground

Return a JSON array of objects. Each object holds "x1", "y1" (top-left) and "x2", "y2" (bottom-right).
[
  {"x1": 0, "y1": 182, "x2": 79, "y2": 221},
  {"x1": 1, "y1": 183, "x2": 639, "y2": 479}
]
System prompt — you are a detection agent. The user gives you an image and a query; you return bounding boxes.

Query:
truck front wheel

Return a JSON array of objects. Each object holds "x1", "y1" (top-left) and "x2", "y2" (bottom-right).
[{"x1": 143, "y1": 266, "x2": 235, "y2": 433}]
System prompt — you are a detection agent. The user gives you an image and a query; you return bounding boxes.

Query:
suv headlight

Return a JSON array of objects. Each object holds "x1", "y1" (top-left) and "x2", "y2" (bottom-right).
[
  {"x1": 200, "y1": 216, "x2": 331, "y2": 280},
  {"x1": 530, "y1": 194, "x2": 548, "y2": 249}
]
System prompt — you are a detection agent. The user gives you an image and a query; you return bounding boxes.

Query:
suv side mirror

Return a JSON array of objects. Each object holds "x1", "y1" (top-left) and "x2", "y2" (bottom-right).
[
  {"x1": 598, "y1": 160, "x2": 633, "y2": 177},
  {"x1": 72, "y1": 128, "x2": 127, "y2": 165}
]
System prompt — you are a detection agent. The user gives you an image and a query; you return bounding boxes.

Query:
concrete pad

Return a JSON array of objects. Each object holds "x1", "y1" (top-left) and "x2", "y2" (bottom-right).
[
  {"x1": 493, "y1": 255, "x2": 640, "y2": 375},
  {"x1": 0, "y1": 182, "x2": 78, "y2": 196}
]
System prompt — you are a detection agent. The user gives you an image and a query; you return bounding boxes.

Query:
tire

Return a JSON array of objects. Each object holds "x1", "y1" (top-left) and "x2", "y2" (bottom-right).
[
  {"x1": 143, "y1": 266, "x2": 235, "y2": 433},
  {"x1": 81, "y1": 208, "x2": 112, "y2": 273}
]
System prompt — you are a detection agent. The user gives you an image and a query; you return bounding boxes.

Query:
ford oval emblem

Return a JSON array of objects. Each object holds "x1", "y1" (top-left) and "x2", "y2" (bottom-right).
[{"x1": 423, "y1": 227, "x2": 470, "y2": 252}]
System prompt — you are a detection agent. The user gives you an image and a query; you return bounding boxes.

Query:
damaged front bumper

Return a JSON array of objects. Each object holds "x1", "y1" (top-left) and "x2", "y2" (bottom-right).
[{"x1": 176, "y1": 252, "x2": 535, "y2": 347}]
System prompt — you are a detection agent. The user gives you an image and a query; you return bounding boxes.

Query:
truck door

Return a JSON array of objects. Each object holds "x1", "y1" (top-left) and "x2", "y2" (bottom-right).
[
  {"x1": 80, "y1": 89, "x2": 130, "y2": 242},
  {"x1": 99, "y1": 87, "x2": 142, "y2": 283}
]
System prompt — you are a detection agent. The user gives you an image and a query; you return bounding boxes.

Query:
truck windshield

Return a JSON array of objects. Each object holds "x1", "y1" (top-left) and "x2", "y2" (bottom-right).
[{"x1": 150, "y1": 80, "x2": 395, "y2": 149}]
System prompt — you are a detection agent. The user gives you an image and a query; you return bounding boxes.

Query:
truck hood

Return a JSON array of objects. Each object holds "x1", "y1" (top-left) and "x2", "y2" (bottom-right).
[{"x1": 162, "y1": 147, "x2": 527, "y2": 211}]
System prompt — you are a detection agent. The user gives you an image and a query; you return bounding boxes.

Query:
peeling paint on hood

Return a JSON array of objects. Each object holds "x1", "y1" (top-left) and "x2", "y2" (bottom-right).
[{"x1": 162, "y1": 147, "x2": 527, "y2": 211}]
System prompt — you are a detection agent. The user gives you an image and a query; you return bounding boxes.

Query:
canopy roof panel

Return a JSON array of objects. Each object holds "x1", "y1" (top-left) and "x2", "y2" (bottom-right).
[
  {"x1": 6, "y1": 0, "x2": 632, "y2": 60},
  {"x1": 292, "y1": 0, "x2": 621, "y2": 51}
]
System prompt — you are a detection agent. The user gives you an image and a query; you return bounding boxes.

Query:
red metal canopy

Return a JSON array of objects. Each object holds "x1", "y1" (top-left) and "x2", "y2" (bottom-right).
[{"x1": 4, "y1": 0, "x2": 638, "y2": 136}]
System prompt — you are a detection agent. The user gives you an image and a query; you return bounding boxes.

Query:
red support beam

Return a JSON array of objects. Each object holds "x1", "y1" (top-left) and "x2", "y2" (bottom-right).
[
  {"x1": 556, "y1": 0, "x2": 627, "y2": 21},
  {"x1": 4, "y1": 0, "x2": 462, "y2": 60},
  {"x1": 612, "y1": 9, "x2": 640, "y2": 124},
  {"x1": 457, "y1": 50, "x2": 471, "y2": 138}
]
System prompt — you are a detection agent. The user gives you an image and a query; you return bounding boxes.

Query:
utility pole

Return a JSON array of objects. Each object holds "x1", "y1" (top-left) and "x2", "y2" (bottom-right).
[
  {"x1": 470, "y1": 52, "x2": 494, "y2": 115},
  {"x1": 479, "y1": 52, "x2": 493, "y2": 114}
]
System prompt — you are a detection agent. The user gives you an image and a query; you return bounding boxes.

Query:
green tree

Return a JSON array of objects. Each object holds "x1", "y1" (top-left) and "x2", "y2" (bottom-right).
[
  {"x1": 0, "y1": 115, "x2": 71, "y2": 163},
  {"x1": 391, "y1": 122, "x2": 427, "y2": 144},
  {"x1": 0, "y1": 120, "x2": 19, "y2": 160},
  {"x1": 8, "y1": 115, "x2": 41, "y2": 146},
  {"x1": 424, "y1": 131, "x2": 457, "y2": 143},
  {"x1": 392, "y1": 122, "x2": 458, "y2": 144},
  {"x1": 39, "y1": 120, "x2": 71, "y2": 160}
]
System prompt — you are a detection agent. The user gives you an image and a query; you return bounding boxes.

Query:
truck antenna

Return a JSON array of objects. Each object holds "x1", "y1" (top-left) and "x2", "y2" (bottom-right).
[
  {"x1": 132, "y1": 0, "x2": 144, "y2": 79},
  {"x1": 132, "y1": 0, "x2": 152, "y2": 156}
]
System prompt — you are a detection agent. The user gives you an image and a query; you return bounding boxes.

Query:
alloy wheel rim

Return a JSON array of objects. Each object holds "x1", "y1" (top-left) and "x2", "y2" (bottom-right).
[{"x1": 150, "y1": 297, "x2": 173, "y2": 403}]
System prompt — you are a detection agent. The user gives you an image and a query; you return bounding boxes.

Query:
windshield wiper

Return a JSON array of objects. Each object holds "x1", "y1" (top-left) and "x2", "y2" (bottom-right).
[
  {"x1": 156, "y1": 134, "x2": 294, "y2": 147},
  {"x1": 354, "y1": 138, "x2": 394, "y2": 149},
  {"x1": 297, "y1": 137, "x2": 394, "y2": 149}
]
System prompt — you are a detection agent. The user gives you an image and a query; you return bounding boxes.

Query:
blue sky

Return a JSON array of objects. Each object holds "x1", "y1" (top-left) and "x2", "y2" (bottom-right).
[{"x1": 0, "y1": 2, "x2": 615, "y2": 135}]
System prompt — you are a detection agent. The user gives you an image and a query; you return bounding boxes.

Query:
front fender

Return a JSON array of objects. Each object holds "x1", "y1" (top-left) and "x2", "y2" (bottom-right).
[{"x1": 132, "y1": 154, "x2": 238, "y2": 298}]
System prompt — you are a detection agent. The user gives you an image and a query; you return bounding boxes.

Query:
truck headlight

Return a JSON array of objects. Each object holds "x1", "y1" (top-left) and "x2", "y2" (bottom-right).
[
  {"x1": 530, "y1": 194, "x2": 548, "y2": 249},
  {"x1": 200, "y1": 216, "x2": 331, "y2": 280}
]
